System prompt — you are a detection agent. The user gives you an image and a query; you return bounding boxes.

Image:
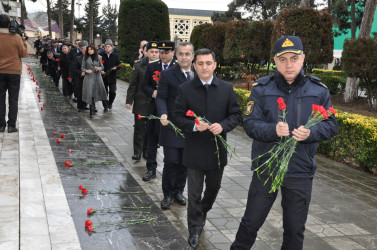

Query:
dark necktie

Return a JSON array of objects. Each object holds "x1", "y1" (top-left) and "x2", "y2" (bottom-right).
[
  {"x1": 163, "y1": 64, "x2": 168, "y2": 70},
  {"x1": 185, "y1": 71, "x2": 190, "y2": 80},
  {"x1": 204, "y1": 83, "x2": 209, "y2": 91}
]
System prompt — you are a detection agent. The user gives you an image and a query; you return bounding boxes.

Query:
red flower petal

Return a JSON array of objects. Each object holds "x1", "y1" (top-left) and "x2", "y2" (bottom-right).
[
  {"x1": 85, "y1": 220, "x2": 92, "y2": 227},
  {"x1": 194, "y1": 118, "x2": 200, "y2": 125},
  {"x1": 137, "y1": 114, "x2": 142, "y2": 120},
  {"x1": 88, "y1": 225, "x2": 94, "y2": 232},
  {"x1": 82, "y1": 188, "x2": 87, "y2": 194},
  {"x1": 64, "y1": 160, "x2": 68, "y2": 166},
  {"x1": 186, "y1": 110, "x2": 195, "y2": 117},
  {"x1": 328, "y1": 107, "x2": 337, "y2": 114},
  {"x1": 60, "y1": 134, "x2": 65, "y2": 139},
  {"x1": 79, "y1": 185, "x2": 83, "y2": 190},
  {"x1": 57, "y1": 139, "x2": 61, "y2": 144}
]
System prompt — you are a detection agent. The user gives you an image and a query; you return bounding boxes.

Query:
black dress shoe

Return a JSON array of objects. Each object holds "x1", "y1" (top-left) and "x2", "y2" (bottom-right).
[
  {"x1": 108, "y1": 104, "x2": 112, "y2": 110},
  {"x1": 132, "y1": 154, "x2": 141, "y2": 161},
  {"x1": 72, "y1": 98, "x2": 77, "y2": 102},
  {"x1": 188, "y1": 234, "x2": 199, "y2": 248},
  {"x1": 175, "y1": 193, "x2": 187, "y2": 205},
  {"x1": 161, "y1": 196, "x2": 174, "y2": 209},
  {"x1": 0, "y1": 126, "x2": 5, "y2": 132},
  {"x1": 8, "y1": 127, "x2": 18, "y2": 133},
  {"x1": 104, "y1": 107, "x2": 109, "y2": 112},
  {"x1": 142, "y1": 170, "x2": 156, "y2": 181},
  {"x1": 83, "y1": 106, "x2": 90, "y2": 110}
]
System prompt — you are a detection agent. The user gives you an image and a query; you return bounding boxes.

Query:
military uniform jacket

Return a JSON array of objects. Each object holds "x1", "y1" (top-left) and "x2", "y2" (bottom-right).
[
  {"x1": 172, "y1": 75, "x2": 241, "y2": 170},
  {"x1": 156, "y1": 64, "x2": 196, "y2": 148},
  {"x1": 244, "y1": 70, "x2": 338, "y2": 178},
  {"x1": 99, "y1": 51, "x2": 121, "y2": 85},
  {"x1": 126, "y1": 57, "x2": 149, "y2": 116},
  {"x1": 141, "y1": 59, "x2": 177, "y2": 99}
]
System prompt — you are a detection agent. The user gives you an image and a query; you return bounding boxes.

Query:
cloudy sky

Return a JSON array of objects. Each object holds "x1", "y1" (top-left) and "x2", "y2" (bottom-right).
[{"x1": 25, "y1": 0, "x2": 233, "y2": 17}]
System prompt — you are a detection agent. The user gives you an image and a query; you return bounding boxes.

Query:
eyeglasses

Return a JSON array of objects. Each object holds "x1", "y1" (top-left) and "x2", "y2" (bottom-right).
[{"x1": 177, "y1": 52, "x2": 192, "y2": 57}]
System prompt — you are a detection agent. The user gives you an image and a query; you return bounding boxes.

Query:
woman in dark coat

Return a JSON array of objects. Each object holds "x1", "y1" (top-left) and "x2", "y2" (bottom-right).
[{"x1": 81, "y1": 44, "x2": 108, "y2": 118}]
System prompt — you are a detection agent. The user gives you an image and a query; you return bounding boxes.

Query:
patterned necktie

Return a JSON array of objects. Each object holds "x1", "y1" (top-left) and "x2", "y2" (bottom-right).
[
  {"x1": 185, "y1": 71, "x2": 190, "y2": 80},
  {"x1": 163, "y1": 64, "x2": 168, "y2": 70}
]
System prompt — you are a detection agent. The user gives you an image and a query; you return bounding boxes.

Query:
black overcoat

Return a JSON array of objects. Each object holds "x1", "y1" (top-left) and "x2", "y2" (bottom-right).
[
  {"x1": 126, "y1": 58, "x2": 149, "y2": 115},
  {"x1": 99, "y1": 51, "x2": 121, "y2": 85},
  {"x1": 156, "y1": 64, "x2": 195, "y2": 148},
  {"x1": 172, "y1": 75, "x2": 242, "y2": 170}
]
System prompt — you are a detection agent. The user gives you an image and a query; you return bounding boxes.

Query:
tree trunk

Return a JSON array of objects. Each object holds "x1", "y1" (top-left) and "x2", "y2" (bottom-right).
[
  {"x1": 351, "y1": 0, "x2": 356, "y2": 39},
  {"x1": 47, "y1": 0, "x2": 52, "y2": 37},
  {"x1": 89, "y1": 0, "x2": 94, "y2": 44},
  {"x1": 301, "y1": 0, "x2": 311, "y2": 7},
  {"x1": 358, "y1": 0, "x2": 377, "y2": 38},
  {"x1": 58, "y1": 0, "x2": 64, "y2": 38},
  {"x1": 70, "y1": 0, "x2": 75, "y2": 41},
  {"x1": 344, "y1": 77, "x2": 359, "y2": 102},
  {"x1": 344, "y1": 0, "x2": 377, "y2": 103},
  {"x1": 20, "y1": 0, "x2": 24, "y2": 25}
]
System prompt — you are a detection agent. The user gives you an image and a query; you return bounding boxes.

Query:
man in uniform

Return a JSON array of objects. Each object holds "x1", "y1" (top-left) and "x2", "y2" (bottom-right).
[
  {"x1": 173, "y1": 48, "x2": 241, "y2": 248},
  {"x1": 231, "y1": 36, "x2": 338, "y2": 250},
  {"x1": 100, "y1": 39, "x2": 121, "y2": 111},
  {"x1": 141, "y1": 40, "x2": 176, "y2": 181},
  {"x1": 126, "y1": 41, "x2": 159, "y2": 161},
  {"x1": 156, "y1": 41, "x2": 196, "y2": 210}
]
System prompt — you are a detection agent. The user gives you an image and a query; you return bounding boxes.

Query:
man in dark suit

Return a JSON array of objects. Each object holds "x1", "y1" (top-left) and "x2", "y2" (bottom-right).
[
  {"x1": 59, "y1": 45, "x2": 73, "y2": 98},
  {"x1": 156, "y1": 41, "x2": 196, "y2": 210},
  {"x1": 173, "y1": 48, "x2": 241, "y2": 248},
  {"x1": 71, "y1": 41, "x2": 88, "y2": 111},
  {"x1": 140, "y1": 40, "x2": 177, "y2": 181},
  {"x1": 68, "y1": 39, "x2": 81, "y2": 102},
  {"x1": 131, "y1": 40, "x2": 148, "y2": 67},
  {"x1": 100, "y1": 39, "x2": 121, "y2": 111},
  {"x1": 126, "y1": 41, "x2": 160, "y2": 161}
]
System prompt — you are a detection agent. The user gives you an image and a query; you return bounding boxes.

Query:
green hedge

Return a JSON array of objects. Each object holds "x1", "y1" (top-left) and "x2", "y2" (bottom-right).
[{"x1": 118, "y1": 63, "x2": 133, "y2": 82}]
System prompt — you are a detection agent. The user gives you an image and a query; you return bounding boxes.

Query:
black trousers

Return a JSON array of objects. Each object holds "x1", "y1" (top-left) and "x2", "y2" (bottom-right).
[
  {"x1": 0, "y1": 74, "x2": 20, "y2": 128},
  {"x1": 102, "y1": 82, "x2": 117, "y2": 108},
  {"x1": 146, "y1": 102, "x2": 159, "y2": 171},
  {"x1": 231, "y1": 174, "x2": 313, "y2": 250},
  {"x1": 187, "y1": 167, "x2": 224, "y2": 235},
  {"x1": 62, "y1": 77, "x2": 73, "y2": 97},
  {"x1": 76, "y1": 78, "x2": 86, "y2": 109},
  {"x1": 133, "y1": 114, "x2": 147, "y2": 156},
  {"x1": 162, "y1": 147, "x2": 187, "y2": 197}
]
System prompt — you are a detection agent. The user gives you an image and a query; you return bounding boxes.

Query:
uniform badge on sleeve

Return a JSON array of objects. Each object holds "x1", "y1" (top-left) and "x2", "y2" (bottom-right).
[{"x1": 245, "y1": 101, "x2": 254, "y2": 115}]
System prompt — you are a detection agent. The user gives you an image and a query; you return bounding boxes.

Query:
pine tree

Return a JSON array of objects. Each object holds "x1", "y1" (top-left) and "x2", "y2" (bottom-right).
[
  {"x1": 102, "y1": 0, "x2": 118, "y2": 43},
  {"x1": 51, "y1": 0, "x2": 71, "y2": 37},
  {"x1": 82, "y1": 0, "x2": 103, "y2": 43}
]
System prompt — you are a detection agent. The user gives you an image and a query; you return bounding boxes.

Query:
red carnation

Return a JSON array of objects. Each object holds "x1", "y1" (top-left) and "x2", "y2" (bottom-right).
[
  {"x1": 87, "y1": 208, "x2": 95, "y2": 214},
  {"x1": 53, "y1": 131, "x2": 56, "y2": 135},
  {"x1": 137, "y1": 114, "x2": 142, "y2": 120},
  {"x1": 55, "y1": 58, "x2": 60, "y2": 62},
  {"x1": 69, "y1": 148, "x2": 72, "y2": 153},
  {"x1": 79, "y1": 185, "x2": 83, "y2": 190},
  {"x1": 328, "y1": 107, "x2": 337, "y2": 114},
  {"x1": 119, "y1": 64, "x2": 122, "y2": 67},
  {"x1": 101, "y1": 60, "x2": 104, "y2": 64},
  {"x1": 186, "y1": 110, "x2": 195, "y2": 117},
  {"x1": 67, "y1": 77, "x2": 71, "y2": 81},
  {"x1": 64, "y1": 160, "x2": 68, "y2": 166},
  {"x1": 277, "y1": 97, "x2": 287, "y2": 110},
  {"x1": 57, "y1": 139, "x2": 61, "y2": 144},
  {"x1": 85, "y1": 220, "x2": 92, "y2": 228},
  {"x1": 88, "y1": 225, "x2": 94, "y2": 232},
  {"x1": 194, "y1": 118, "x2": 200, "y2": 125},
  {"x1": 67, "y1": 162, "x2": 73, "y2": 167},
  {"x1": 60, "y1": 134, "x2": 65, "y2": 139},
  {"x1": 41, "y1": 106, "x2": 43, "y2": 110},
  {"x1": 82, "y1": 188, "x2": 87, "y2": 194}
]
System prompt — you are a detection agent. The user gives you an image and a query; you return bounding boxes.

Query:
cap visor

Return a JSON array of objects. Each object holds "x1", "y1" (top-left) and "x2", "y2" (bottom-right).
[{"x1": 275, "y1": 49, "x2": 302, "y2": 57}]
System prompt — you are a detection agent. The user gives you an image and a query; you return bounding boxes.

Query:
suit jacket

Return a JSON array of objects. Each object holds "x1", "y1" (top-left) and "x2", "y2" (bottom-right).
[
  {"x1": 59, "y1": 52, "x2": 70, "y2": 79},
  {"x1": 156, "y1": 64, "x2": 195, "y2": 148},
  {"x1": 99, "y1": 51, "x2": 121, "y2": 85},
  {"x1": 72, "y1": 53, "x2": 84, "y2": 85},
  {"x1": 126, "y1": 57, "x2": 149, "y2": 115},
  {"x1": 172, "y1": 75, "x2": 242, "y2": 170}
]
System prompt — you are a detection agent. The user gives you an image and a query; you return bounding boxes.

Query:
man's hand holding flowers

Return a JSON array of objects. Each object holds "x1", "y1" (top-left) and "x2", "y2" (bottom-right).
[
  {"x1": 276, "y1": 122, "x2": 289, "y2": 137},
  {"x1": 160, "y1": 114, "x2": 169, "y2": 126},
  {"x1": 209, "y1": 123, "x2": 223, "y2": 135},
  {"x1": 292, "y1": 126, "x2": 311, "y2": 141}
]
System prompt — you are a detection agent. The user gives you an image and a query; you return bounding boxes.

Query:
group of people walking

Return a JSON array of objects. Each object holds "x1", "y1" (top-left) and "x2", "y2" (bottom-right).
[
  {"x1": 1, "y1": 17, "x2": 339, "y2": 249},
  {"x1": 35, "y1": 37, "x2": 121, "y2": 118}
]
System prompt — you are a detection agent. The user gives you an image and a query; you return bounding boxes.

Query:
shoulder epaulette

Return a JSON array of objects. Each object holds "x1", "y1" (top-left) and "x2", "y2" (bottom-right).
[
  {"x1": 134, "y1": 59, "x2": 140, "y2": 64},
  {"x1": 257, "y1": 74, "x2": 274, "y2": 86},
  {"x1": 306, "y1": 75, "x2": 327, "y2": 88}
]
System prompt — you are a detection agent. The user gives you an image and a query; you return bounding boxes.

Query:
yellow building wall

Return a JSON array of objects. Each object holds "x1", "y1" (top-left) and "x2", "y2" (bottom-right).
[{"x1": 169, "y1": 14, "x2": 212, "y2": 42}]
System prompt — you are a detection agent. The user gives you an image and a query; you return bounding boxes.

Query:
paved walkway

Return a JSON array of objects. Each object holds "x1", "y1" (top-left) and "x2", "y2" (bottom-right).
[{"x1": 1, "y1": 58, "x2": 377, "y2": 249}]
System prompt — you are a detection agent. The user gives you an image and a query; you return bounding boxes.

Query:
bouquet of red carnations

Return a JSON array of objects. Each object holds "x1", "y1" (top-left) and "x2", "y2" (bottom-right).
[{"x1": 253, "y1": 98, "x2": 337, "y2": 193}]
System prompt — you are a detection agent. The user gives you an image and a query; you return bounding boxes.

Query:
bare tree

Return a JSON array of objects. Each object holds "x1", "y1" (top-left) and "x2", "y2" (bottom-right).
[
  {"x1": 89, "y1": 0, "x2": 94, "y2": 43},
  {"x1": 344, "y1": 0, "x2": 377, "y2": 103},
  {"x1": 70, "y1": 0, "x2": 75, "y2": 41},
  {"x1": 47, "y1": 0, "x2": 52, "y2": 36},
  {"x1": 58, "y1": 0, "x2": 64, "y2": 38}
]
